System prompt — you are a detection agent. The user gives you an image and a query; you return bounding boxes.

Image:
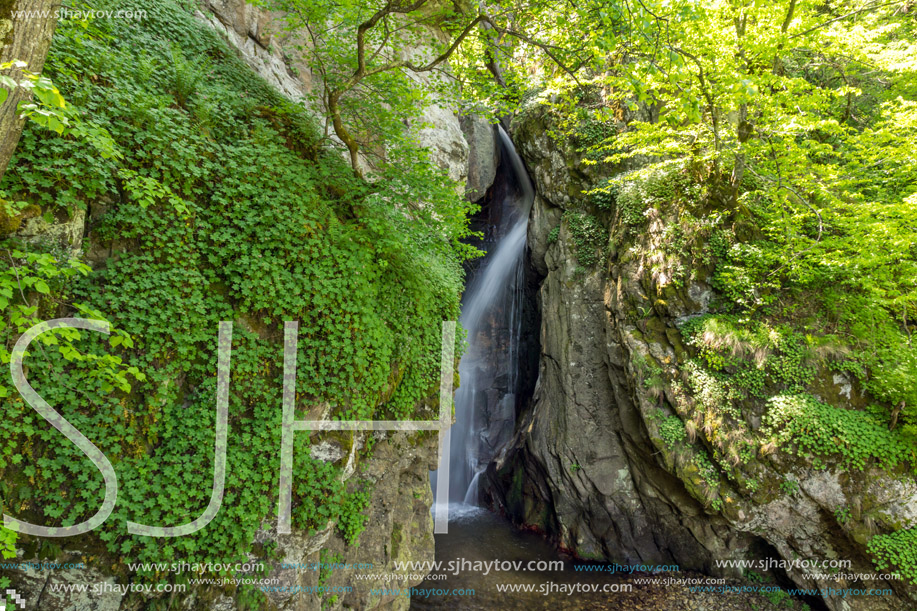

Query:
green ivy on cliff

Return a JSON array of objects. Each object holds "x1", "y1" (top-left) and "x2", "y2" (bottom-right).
[
  {"x1": 564, "y1": 210, "x2": 606, "y2": 268},
  {"x1": 762, "y1": 394, "x2": 916, "y2": 472},
  {"x1": 0, "y1": 0, "x2": 475, "y2": 601},
  {"x1": 868, "y1": 527, "x2": 917, "y2": 585}
]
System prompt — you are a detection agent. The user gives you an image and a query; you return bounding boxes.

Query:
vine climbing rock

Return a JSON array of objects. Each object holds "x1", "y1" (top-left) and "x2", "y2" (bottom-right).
[{"x1": 0, "y1": 0, "x2": 62, "y2": 182}]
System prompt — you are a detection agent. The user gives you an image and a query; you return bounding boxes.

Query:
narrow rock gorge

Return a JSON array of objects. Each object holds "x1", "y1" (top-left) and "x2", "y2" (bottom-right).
[{"x1": 483, "y1": 102, "x2": 917, "y2": 611}]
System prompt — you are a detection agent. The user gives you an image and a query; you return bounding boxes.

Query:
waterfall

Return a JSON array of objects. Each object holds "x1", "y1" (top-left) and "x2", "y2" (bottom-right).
[{"x1": 433, "y1": 126, "x2": 535, "y2": 509}]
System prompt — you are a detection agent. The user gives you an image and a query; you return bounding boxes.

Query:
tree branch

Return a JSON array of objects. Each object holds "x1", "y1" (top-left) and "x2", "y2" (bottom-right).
[
  {"x1": 354, "y1": 0, "x2": 429, "y2": 83},
  {"x1": 326, "y1": 1, "x2": 589, "y2": 176},
  {"x1": 781, "y1": 0, "x2": 797, "y2": 34},
  {"x1": 790, "y1": 0, "x2": 906, "y2": 39},
  {"x1": 484, "y1": 20, "x2": 584, "y2": 85}
]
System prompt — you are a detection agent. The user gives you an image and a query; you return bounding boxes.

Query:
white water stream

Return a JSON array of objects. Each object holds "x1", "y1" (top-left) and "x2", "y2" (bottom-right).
[{"x1": 432, "y1": 126, "x2": 535, "y2": 512}]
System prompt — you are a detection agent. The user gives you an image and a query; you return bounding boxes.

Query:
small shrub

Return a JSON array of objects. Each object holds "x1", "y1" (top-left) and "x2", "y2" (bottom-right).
[
  {"x1": 337, "y1": 486, "x2": 372, "y2": 546},
  {"x1": 547, "y1": 225, "x2": 559, "y2": 244},
  {"x1": 868, "y1": 527, "x2": 917, "y2": 583},
  {"x1": 565, "y1": 211, "x2": 607, "y2": 267},
  {"x1": 834, "y1": 506, "x2": 851, "y2": 524},
  {"x1": 659, "y1": 415, "x2": 687, "y2": 446}
]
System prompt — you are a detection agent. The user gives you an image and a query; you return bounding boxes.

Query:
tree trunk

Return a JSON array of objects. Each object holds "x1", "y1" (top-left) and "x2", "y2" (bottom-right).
[
  {"x1": 328, "y1": 89, "x2": 364, "y2": 179},
  {"x1": 0, "y1": 0, "x2": 61, "y2": 183},
  {"x1": 890, "y1": 401, "x2": 904, "y2": 431}
]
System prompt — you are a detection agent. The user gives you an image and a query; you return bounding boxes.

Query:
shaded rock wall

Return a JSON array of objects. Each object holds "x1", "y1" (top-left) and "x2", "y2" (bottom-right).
[{"x1": 483, "y1": 103, "x2": 916, "y2": 611}]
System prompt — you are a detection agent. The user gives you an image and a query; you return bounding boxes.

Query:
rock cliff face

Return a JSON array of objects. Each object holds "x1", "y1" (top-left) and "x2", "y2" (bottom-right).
[
  {"x1": 484, "y1": 103, "x2": 917, "y2": 611},
  {"x1": 484, "y1": 104, "x2": 745, "y2": 573},
  {"x1": 226, "y1": 432, "x2": 440, "y2": 611}
]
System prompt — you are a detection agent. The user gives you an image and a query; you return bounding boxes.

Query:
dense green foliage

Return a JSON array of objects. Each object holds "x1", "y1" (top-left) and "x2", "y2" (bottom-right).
[
  {"x1": 509, "y1": 0, "x2": 917, "y2": 584},
  {"x1": 538, "y1": 0, "x2": 917, "y2": 381},
  {"x1": 762, "y1": 393, "x2": 916, "y2": 471},
  {"x1": 0, "y1": 0, "x2": 474, "y2": 601},
  {"x1": 681, "y1": 315, "x2": 820, "y2": 398},
  {"x1": 658, "y1": 414, "x2": 688, "y2": 446},
  {"x1": 564, "y1": 211, "x2": 607, "y2": 268},
  {"x1": 868, "y1": 527, "x2": 917, "y2": 584}
]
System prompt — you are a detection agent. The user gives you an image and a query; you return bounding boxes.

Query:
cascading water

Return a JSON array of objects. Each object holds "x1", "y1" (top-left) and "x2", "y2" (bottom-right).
[
  {"x1": 432, "y1": 126, "x2": 535, "y2": 510},
  {"x1": 416, "y1": 128, "x2": 637, "y2": 611}
]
